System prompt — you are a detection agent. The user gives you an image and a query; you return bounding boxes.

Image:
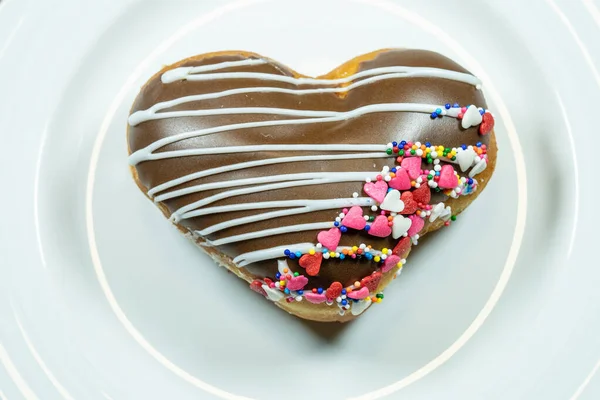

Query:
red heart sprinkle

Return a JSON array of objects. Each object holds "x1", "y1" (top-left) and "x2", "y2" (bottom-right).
[
  {"x1": 392, "y1": 237, "x2": 412, "y2": 257},
  {"x1": 250, "y1": 280, "x2": 267, "y2": 297},
  {"x1": 400, "y1": 191, "x2": 418, "y2": 214},
  {"x1": 361, "y1": 271, "x2": 382, "y2": 293},
  {"x1": 479, "y1": 112, "x2": 495, "y2": 135},
  {"x1": 325, "y1": 282, "x2": 343, "y2": 300},
  {"x1": 299, "y1": 253, "x2": 323, "y2": 276},
  {"x1": 412, "y1": 183, "x2": 431, "y2": 205}
]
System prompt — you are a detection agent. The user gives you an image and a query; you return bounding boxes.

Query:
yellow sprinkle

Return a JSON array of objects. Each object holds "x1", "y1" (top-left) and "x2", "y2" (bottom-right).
[
  {"x1": 377, "y1": 298, "x2": 383, "y2": 303},
  {"x1": 309, "y1": 249, "x2": 315, "y2": 255},
  {"x1": 280, "y1": 280, "x2": 286, "y2": 286},
  {"x1": 352, "y1": 246, "x2": 358, "y2": 252},
  {"x1": 397, "y1": 262, "x2": 403, "y2": 268},
  {"x1": 412, "y1": 145, "x2": 417, "y2": 150},
  {"x1": 365, "y1": 296, "x2": 371, "y2": 302},
  {"x1": 330, "y1": 251, "x2": 336, "y2": 257},
  {"x1": 374, "y1": 256, "x2": 381, "y2": 262},
  {"x1": 381, "y1": 248, "x2": 388, "y2": 254}
]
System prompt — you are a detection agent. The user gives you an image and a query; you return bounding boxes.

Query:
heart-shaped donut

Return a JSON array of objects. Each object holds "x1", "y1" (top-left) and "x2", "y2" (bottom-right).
[{"x1": 127, "y1": 49, "x2": 497, "y2": 322}]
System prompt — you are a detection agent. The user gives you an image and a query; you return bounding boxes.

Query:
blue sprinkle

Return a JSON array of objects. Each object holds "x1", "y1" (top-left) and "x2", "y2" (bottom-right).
[
  {"x1": 453, "y1": 102, "x2": 460, "y2": 108},
  {"x1": 340, "y1": 254, "x2": 346, "y2": 260},
  {"x1": 387, "y1": 188, "x2": 393, "y2": 193},
  {"x1": 284, "y1": 288, "x2": 290, "y2": 294},
  {"x1": 341, "y1": 289, "x2": 347, "y2": 295},
  {"x1": 430, "y1": 112, "x2": 438, "y2": 119},
  {"x1": 445, "y1": 103, "x2": 451, "y2": 110},
  {"x1": 476, "y1": 141, "x2": 482, "y2": 147},
  {"x1": 435, "y1": 171, "x2": 440, "y2": 176},
  {"x1": 425, "y1": 141, "x2": 431, "y2": 147},
  {"x1": 322, "y1": 249, "x2": 328, "y2": 254},
  {"x1": 275, "y1": 273, "x2": 281, "y2": 279},
  {"x1": 435, "y1": 108, "x2": 442, "y2": 115},
  {"x1": 479, "y1": 109, "x2": 485, "y2": 115},
  {"x1": 297, "y1": 290, "x2": 304, "y2": 295},
  {"x1": 340, "y1": 226, "x2": 348, "y2": 233},
  {"x1": 461, "y1": 144, "x2": 467, "y2": 150},
  {"x1": 364, "y1": 225, "x2": 371, "y2": 231},
  {"x1": 317, "y1": 287, "x2": 323, "y2": 294},
  {"x1": 468, "y1": 178, "x2": 474, "y2": 185},
  {"x1": 284, "y1": 249, "x2": 291, "y2": 256},
  {"x1": 365, "y1": 253, "x2": 373, "y2": 260},
  {"x1": 400, "y1": 140, "x2": 407, "y2": 146},
  {"x1": 341, "y1": 299, "x2": 348, "y2": 306},
  {"x1": 289, "y1": 253, "x2": 296, "y2": 259},
  {"x1": 391, "y1": 167, "x2": 397, "y2": 173},
  {"x1": 333, "y1": 221, "x2": 340, "y2": 227},
  {"x1": 295, "y1": 251, "x2": 302, "y2": 258},
  {"x1": 392, "y1": 141, "x2": 397, "y2": 147}
]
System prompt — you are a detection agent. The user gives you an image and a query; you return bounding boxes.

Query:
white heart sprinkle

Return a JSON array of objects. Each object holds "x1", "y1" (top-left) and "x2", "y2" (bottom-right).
[
  {"x1": 380, "y1": 190, "x2": 405, "y2": 212},
  {"x1": 392, "y1": 215, "x2": 412, "y2": 239},
  {"x1": 429, "y1": 202, "x2": 445, "y2": 222},
  {"x1": 469, "y1": 158, "x2": 487, "y2": 177},
  {"x1": 456, "y1": 147, "x2": 477, "y2": 172},
  {"x1": 461, "y1": 105, "x2": 483, "y2": 129}
]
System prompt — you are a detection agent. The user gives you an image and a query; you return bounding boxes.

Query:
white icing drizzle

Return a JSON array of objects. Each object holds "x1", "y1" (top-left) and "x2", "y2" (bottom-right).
[
  {"x1": 172, "y1": 172, "x2": 376, "y2": 222},
  {"x1": 197, "y1": 197, "x2": 374, "y2": 236},
  {"x1": 160, "y1": 58, "x2": 267, "y2": 84},
  {"x1": 203, "y1": 222, "x2": 334, "y2": 247},
  {"x1": 161, "y1": 64, "x2": 481, "y2": 86},
  {"x1": 128, "y1": 104, "x2": 461, "y2": 165},
  {"x1": 147, "y1": 152, "x2": 389, "y2": 198}
]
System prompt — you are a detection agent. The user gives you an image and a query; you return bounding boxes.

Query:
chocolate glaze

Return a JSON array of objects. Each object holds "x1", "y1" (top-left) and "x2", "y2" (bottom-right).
[{"x1": 128, "y1": 49, "x2": 489, "y2": 288}]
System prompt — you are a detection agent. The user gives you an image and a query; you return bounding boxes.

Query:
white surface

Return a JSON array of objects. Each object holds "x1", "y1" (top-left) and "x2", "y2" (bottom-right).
[{"x1": 0, "y1": 0, "x2": 599, "y2": 399}]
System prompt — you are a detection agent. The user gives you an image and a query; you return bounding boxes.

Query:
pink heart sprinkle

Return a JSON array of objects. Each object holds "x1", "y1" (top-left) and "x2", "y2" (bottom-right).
[
  {"x1": 389, "y1": 168, "x2": 412, "y2": 190},
  {"x1": 368, "y1": 215, "x2": 392, "y2": 238},
  {"x1": 401, "y1": 157, "x2": 422, "y2": 179},
  {"x1": 347, "y1": 287, "x2": 369, "y2": 300},
  {"x1": 382, "y1": 255, "x2": 401, "y2": 273},
  {"x1": 407, "y1": 215, "x2": 425, "y2": 237},
  {"x1": 363, "y1": 180, "x2": 388, "y2": 203},
  {"x1": 341, "y1": 206, "x2": 367, "y2": 230},
  {"x1": 438, "y1": 164, "x2": 458, "y2": 189},
  {"x1": 286, "y1": 275, "x2": 308, "y2": 291},
  {"x1": 304, "y1": 292, "x2": 327, "y2": 304},
  {"x1": 317, "y1": 227, "x2": 341, "y2": 250}
]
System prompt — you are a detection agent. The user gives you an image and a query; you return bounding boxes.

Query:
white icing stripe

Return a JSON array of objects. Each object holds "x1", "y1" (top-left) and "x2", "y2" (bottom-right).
[
  {"x1": 147, "y1": 153, "x2": 389, "y2": 197},
  {"x1": 173, "y1": 172, "x2": 376, "y2": 221},
  {"x1": 233, "y1": 243, "x2": 387, "y2": 267},
  {"x1": 161, "y1": 59, "x2": 267, "y2": 84},
  {"x1": 155, "y1": 171, "x2": 376, "y2": 203},
  {"x1": 181, "y1": 198, "x2": 374, "y2": 218},
  {"x1": 204, "y1": 222, "x2": 334, "y2": 247},
  {"x1": 128, "y1": 103, "x2": 459, "y2": 165},
  {"x1": 130, "y1": 70, "x2": 477, "y2": 126},
  {"x1": 197, "y1": 197, "x2": 374, "y2": 235},
  {"x1": 161, "y1": 64, "x2": 481, "y2": 87},
  {"x1": 143, "y1": 144, "x2": 388, "y2": 164}
]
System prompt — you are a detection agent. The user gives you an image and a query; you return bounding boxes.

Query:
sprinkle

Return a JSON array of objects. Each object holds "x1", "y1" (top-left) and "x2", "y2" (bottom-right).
[
  {"x1": 431, "y1": 112, "x2": 438, "y2": 119},
  {"x1": 284, "y1": 288, "x2": 290, "y2": 294},
  {"x1": 376, "y1": 293, "x2": 384, "y2": 299},
  {"x1": 374, "y1": 256, "x2": 381, "y2": 262},
  {"x1": 340, "y1": 226, "x2": 348, "y2": 233},
  {"x1": 317, "y1": 287, "x2": 323, "y2": 294},
  {"x1": 435, "y1": 108, "x2": 442, "y2": 114},
  {"x1": 354, "y1": 281, "x2": 361, "y2": 287},
  {"x1": 296, "y1": 296, "x2": 303, "y2": 302},
  {"x1": 295, "y1": 251, "x2": 302, "y2": 258},
  {"x1": 309, "y1": 248, "x2": 315, "y2": 255},
  {"x1": 371, "y1": 205, "x2": 378, "y2": 212},
  {"x1": 289, "y1": 253, "x2": 296, "y2": 259},
  {"x1": 316, "y1": 243, "x2": 322, "y2": 248},
  {"x1": 341, "y1": 289, "x2": 347, "y2": 295},
  {"x1": 280, "y1": 280, "x2": 286, "y2": 286},
  {"x1": 341, "y1": 299, "x2": 348, "y2": 306},
  {"x1": 284, "y1": 249, "x2": 290, "y2": 256},
  {"x1": 294, "y1": 272, "x2": 299, "y2": 277},
  {"x1": 444, "y1": 103, "x2": 451, "y2": 110},
  {"x1": 352, "y1": 192, "x2": 359, "y2": 198},
  {"x1": 451, "y1": 215, "x2": 457, "y2": 221}
]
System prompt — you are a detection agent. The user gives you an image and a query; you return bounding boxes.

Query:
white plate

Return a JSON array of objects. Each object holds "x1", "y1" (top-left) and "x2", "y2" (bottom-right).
[{"x1": 1, "y1": 0, "x2": 599, "y2": 399}]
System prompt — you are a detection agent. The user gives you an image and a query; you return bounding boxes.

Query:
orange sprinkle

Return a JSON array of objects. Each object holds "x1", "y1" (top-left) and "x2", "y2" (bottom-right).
[
  {"x1": 389, "y1": 172, "x2": 396, "y2": 178},
  {"x1": 420, "y1": 145, "x2": 426, "y2": 150},
  {"x1": 387, "y1": 216, "x2": 393, "y2": 221},
  {"x1": 283, "y1": 268, "x2": 288, "y2": 273},
  {"x1": 411, "y1": 181, "x2": 416, "y2": 187},
  {"x1": 416, "y1": 210, "x2": 421, "y2": 216},
  {"x1": 342, "y1": 248, "x2": 349, "y2": 255}
]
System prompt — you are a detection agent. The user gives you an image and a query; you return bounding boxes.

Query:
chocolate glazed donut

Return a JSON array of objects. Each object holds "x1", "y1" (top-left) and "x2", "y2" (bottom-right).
[{"x1": 127, "y1": 49, "x2": 497, "y2": 322}]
